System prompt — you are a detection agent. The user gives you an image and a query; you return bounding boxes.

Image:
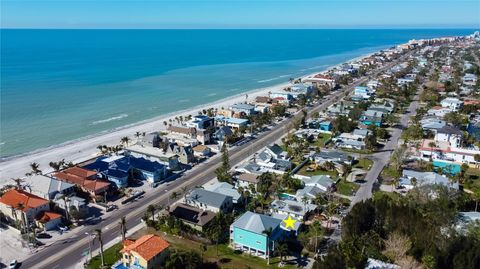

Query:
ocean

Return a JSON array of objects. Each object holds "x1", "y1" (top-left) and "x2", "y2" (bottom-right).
[{"x1": 0, "y1": 29, "x2": 474, "y2": 158}]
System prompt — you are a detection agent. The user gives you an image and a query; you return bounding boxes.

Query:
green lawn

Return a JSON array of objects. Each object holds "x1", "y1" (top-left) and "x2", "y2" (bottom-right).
[
  {"x1": 86, "y1": 243, "x2": 123, "y2": 269},
  {"x1": 380, "y1": 166, "x2": 401, "y2": 182},
  {"x1": 310, "y1": 133, "x2": 332, "y2": 148},
  {"x1": 335, "y1": 179, "x2": 359, "y2": 196},
  {"x1": 353, "y1": 158, "x2": 373, "y2": 170},
  {"x1": 463, "y1": 168, "x2": 480, "y2": 193},
  {"x1": 297, "y1": 164, "x2": 339, "y2": 178}
]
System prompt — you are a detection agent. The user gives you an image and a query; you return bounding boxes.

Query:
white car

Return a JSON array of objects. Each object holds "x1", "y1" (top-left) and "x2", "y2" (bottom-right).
[
  {"x1": 9, "y1": 259, "x2": 17, "y2": 269},
  {"x1": 58, "y1": 224, "x2": 69, "y2": 231}
]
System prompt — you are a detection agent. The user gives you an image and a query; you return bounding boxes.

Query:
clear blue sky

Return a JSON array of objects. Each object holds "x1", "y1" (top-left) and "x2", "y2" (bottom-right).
[{"x1": 1, "y1": 0, "x2": 479, "y2": 29}]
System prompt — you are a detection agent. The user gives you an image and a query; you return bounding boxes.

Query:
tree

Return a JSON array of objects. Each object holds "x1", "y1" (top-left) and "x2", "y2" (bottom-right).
[
  {"x1": 120, "y1": 136, "x2": 131, "y2": 147},
  {"x1": 262, "y1": 227, "x2": 273, "y2": 265},
  {"x1": 95, "y1": 229, "x2": 105, "y2": 268},
  {"x1": 165, "y1": 250, "x2": 201, "y2": 269},
  {"x1": 444, "y1": 112, "x2": 465, "y2": 127},
  {"x1": 215, "y1": 143, "x2": 232, "y2": 183},
  {"x1": 275, "y1": 242, "x2": 289, "y2": 263},
  {"x1": 119, "y1": 216, "x2": 127, "y2": 242},
  {"x1": 147, "y1": 204, "x2": 157, "y2": 222},
  {"x1": 28, "y1": 162, "x2": 42, "y2": 176},
  {"x1": 12, "y1": 178, "x2": 24, "y2": 190},
  {"x1": 428, "y1": 141, "x2": 437, "y2": 160},
  {"x1": 382, "y1": 231, "x2": 412, "y2": 263},
  {"x1": 310, "y1": 221, "x2": 324, "y2": 254},
  {"x1": 58, "y1": 195, "x2": 70, "y2": 221}
]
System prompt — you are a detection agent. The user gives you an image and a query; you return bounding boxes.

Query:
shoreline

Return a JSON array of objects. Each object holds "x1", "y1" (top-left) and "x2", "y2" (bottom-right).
[{"x1": 0, "y1": 49, "x2": 376, "y2": 184}]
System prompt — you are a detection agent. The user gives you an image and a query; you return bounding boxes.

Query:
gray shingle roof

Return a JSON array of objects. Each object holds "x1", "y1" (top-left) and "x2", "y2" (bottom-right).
[
  {"x1": 232, "y1": 211, "x2": 281, "y2": 234},
  {"x1": 186, "y1": 188, "x2": 229, "y2": 208}
]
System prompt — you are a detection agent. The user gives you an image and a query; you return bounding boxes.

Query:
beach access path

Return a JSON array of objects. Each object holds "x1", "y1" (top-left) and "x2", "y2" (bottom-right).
[{"x1": 19, "y1": 52, "x2": 408, "y2": 269}]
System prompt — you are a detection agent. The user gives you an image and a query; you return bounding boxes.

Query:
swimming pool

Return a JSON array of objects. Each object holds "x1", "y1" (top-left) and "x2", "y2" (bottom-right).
[
  {"x1": 432, "y1": 160, "x2": 461, "y2": 175},
  {"x1": 279, "y1": 193, "x2": 297, "y2": 201}
]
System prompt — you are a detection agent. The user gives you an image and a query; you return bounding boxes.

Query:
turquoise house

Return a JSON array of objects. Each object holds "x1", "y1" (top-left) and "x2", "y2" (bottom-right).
[
  {"x1": 319, "y1": 121, "x2": 333, "y2": 132},
  {"x1": 230, "y1": 211, "x2": 283, "y2": 259}
]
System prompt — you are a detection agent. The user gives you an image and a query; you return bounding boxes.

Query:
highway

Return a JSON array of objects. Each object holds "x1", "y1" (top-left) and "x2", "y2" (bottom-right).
[{"x1": 21, "y1": 54, "x2": 409, "y2": 269}]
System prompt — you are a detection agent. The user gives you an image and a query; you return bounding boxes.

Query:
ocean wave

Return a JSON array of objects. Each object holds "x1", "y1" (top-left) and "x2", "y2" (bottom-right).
[
  {"x1": 207, "y1": 93, "x2": 217, "y2": 96},
  {"x1": 257, "y1": 74, "x2": 291, "y2": 83},
  {"x1": 178, "y1": 99, "x2": 190, "y2": 103},
  {"x1": 91, "y1": 114, "x2": 128, "y2": 125}
]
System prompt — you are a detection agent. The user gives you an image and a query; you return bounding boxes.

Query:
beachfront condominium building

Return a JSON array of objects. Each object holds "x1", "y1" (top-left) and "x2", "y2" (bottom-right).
[{"x1": 230, "y1": 211, "x2": 283, "y2": 259}]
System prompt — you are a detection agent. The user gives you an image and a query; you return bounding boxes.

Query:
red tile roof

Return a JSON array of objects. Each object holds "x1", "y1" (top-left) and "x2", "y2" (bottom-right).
[
  {"x1": 36, "y1": 211, "x2": 62, "y2": 223},
  {"x1": 121, "y1": 234, "x2": 169, "y2": 261},
  {"x1": 54, "y1": 168, "x2": 110, "y2": 193},
  {"x1": 0, "y1": 189, "x2": 49, "y2": 211}
]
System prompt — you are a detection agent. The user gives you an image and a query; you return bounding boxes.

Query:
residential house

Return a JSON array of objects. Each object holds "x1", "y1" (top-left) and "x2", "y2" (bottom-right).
[
  {"x1": 365, "y1": 258, "x2": 399, "y2": 269},
  {"x1": 302, "y1": 175, "x2": 335, "y2": 192},
  {"x1": 213, "y1": 126, "x2": 233, "y2": 142},
  {"x1": 435, "y1": 125, "x2": 464, "y2": 148},
  {"x1": 399, "y1": 169, "x2": 458, "y2": 190},
  {"x1": 140, "y1": 133, "x2": 161, "y2": 148},
  {"x1": 303, "y1": 74, "x2": 335, "y2": 88},
  {"x1": 360, "y1": 110, "x2": 384, "y2": 126},
  {"x1": 462, "y1": 73, "x2": 477, "y2": 86},
  {"x1": 230, "y1": 211, "x2": 283, "y2": 259},
  {"x1": 24, "y1": 175, "x2": 75, "y2": 200},
  {"x1": 184, "y1": 188, "x2": 233, "y2": 213},
  {"x1": 426, "y1": 106, "x2": 454, "y2": 118},
  {"x1": 353, "y1": 129, "x2": 371, "y2": 140},
  {"x1": 256, "y1": 144, "x2": 292, "y2": 173},
  {"x1": 354, "y1": 86, "x2": 373, "y2": 100},
  {"x1": 440, "y1": 97, "x2": 463, "y2": 111},
  {"x1": 167, "y1": 125, "x2": 209, "y2": 145},
  {"x1": 166, "y1": 143, "x2": 195, "y2": 165},
  {"x1": 420, "y1": 118, "x2": 447, "y2": 134},
  {"x1": 319, "y1": 121, "x2": 333, "y2": 132},
  {"x1": 334, "y1": 132, "x2": 367, "y2": 150},
  {"x1": 397, "y1": 77, "x2": 415, "y2": 86},
  {"x1": 192, "y1": 144, "x2": 211, "y2": 158},
  {"x1": 289, "y1": 83, "x2": 313, "y2": 97},
  {"x1": 215, "y1": 116, "x2": 249, "y2": 129},
  {"x1": 0, "y1": 189, "x2": 61, "y2": 231},
  {"x1": 168, "y1": 203, "x2": 215, "y2": 232},
  {"x1": 185, "y1": 115, "x2": 214, "y2": 129},
  {"x1": 295, "y1": 185, "x2": 325, "y2": 202},
  {"x1": 54, "y1": 167, "x2": 111, "y2": 201},
  {"x1": 312, "y1": 150, "x2": 353, "y2": 166},
  {"x1": 83, "y1": 155, "x2": 130, "y2": 188},
  {"x1": 270, "y1": 199, "x2": 317, "y2": 220},
  {"x1": 229, "y1": 103, "x2": 256, "y2": 116},
  {"x1": 125, "y1": 144, "x2": 180, "y2": 170},
  {"x1": 235, "y1": 162, "x2": 264, "y2": 175},
  {"x1": 121, "y1": 234, "x2": 170, "y2": 269},
  {"x1": 456, "y1": 212, "x2": 480, "y2": 234},
  {"x1": 270, "y1": 92, "x2": 293, "y2": 102},
  {"x1": 235, "y1": 173, "x2": 260, "y2": 191},
  {"x1": 204, "y1": 182, "x2": 241, "y2": 204}
]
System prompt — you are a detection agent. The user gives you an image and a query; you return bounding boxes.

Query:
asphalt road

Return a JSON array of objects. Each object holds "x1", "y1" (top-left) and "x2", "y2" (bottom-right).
[{"x1": 20, "y1": 54, "x2": 409, "y2": 269}]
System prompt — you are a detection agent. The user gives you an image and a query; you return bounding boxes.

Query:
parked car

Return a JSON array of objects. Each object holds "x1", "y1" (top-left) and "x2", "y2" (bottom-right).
[
  {"x1": 58, "y1": 224, "x2": 69, "y2": 231},
  {"x1": 36, "y1": 233, "x2": 52, "y2": 239},
  {"x1": 9, "y1": 260, "x2": 17, "y2": 269}
]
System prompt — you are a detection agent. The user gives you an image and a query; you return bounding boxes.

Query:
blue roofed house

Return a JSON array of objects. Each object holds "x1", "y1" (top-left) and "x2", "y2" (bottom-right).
[
  {"x1": 83, "y1": 155, "x2": 167, "y2": 188},
  {"x1": 230, "y1": 211, "x2": 283, "y2": 259},
  {"x1": 399, "y1": 169, "x2": 458, "y2": 191},
  {"x1": 319, "y1": 121, "x2": 333, "y2": 132},
  {"x1": 83, "y1": 156, "x2": 131, "y2": 188},
  {"x1": 229, "y1": 103, "x2": 256, "y2": 116},
  {"x1": 129, "y1": 157, "x2": 167, "y2": 184},
  {"x1": 354, "y1": 86, "x2": 373, "y2": 100},
  {"x1": 256, "y1": 144, "x2": 292, "y2": 173}
]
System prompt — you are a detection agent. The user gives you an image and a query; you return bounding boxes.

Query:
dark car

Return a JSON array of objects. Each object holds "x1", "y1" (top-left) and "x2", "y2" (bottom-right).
[{"x1": 36, "y1": 233, "x2": 52, "y2": 239}]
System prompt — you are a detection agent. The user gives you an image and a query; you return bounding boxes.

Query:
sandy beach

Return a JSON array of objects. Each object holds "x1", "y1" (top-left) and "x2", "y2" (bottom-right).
[{"x1": 0, "y1": 53, "x2": 369, "y2": 186}]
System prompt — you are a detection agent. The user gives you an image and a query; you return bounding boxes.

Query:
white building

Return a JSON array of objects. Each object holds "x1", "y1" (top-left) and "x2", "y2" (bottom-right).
[{"x1": 440, "y1": 97, "x2": 463, "y2": 111}]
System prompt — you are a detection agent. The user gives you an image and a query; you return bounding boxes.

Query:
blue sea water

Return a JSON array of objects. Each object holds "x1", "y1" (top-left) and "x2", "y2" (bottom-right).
[{"x1": 0, "y1": 29, "x2": 474, "y2": 158}]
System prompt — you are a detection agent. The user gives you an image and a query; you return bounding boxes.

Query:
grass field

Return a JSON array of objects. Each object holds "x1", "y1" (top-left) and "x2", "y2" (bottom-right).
[
  {"x1": 353, "y1": 158, "x2": 373, "y2": 170},
  {"x1": 336, "y1": 179, "x2": 360, "y2": 196},
  {"x1": 297, "y1": 164, "x2": 339, "y2": 178},
  {"x1": 86, "y1": 243, "x2": 122, "y2": 269}
]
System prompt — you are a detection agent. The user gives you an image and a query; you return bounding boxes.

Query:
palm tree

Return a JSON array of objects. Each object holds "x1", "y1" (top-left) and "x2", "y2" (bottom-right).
[
  {"x1": 12, "y1": 178, "x2": 24, "y2": 190},
  {"x1": 392, "y1": 177, "x2": 400, "y2": 191},
  {"x1": 147, "y1": 204, "x2": 156, "y2": 222},
  {"x1": 325, "y1": 202, "x2": 339, "y2": 229},
  {"x1": 16, "y1": 203, "x2": 27, "y2": 233},
  {"x1": 29, "y1": 162, "x2": 42, "y2": 175},
  {"x1": 301, "y1": 195, "x2": 309, "y2": 212},
  {"x1": 119, "y1": 216, "x2": 127, "y2": 242},
  {"x1": 310, "y1": 221, "x2": 324, "y2": 254},
  {"x1": 134, "y1": 131, "x2": 141, "y2": 138},
  {"x1": 200, "y1": 244, "x2": 207, "y2": 263},
  {"x1": 120, "y1": 136, "x2": 131, "y2": 147},
  {"x1": 181, "y1": 187, "x2": 189, "y2": 202},
  {"x1": 95, "y1": 229, "x2": 105, "y2": 267},
  {"x1": 58, "y1": 195, "x2": 70, "y2": 221},
  {"x1": 170, "y1": 191, "x2": 179, "y2": 202},
  {"x1": 262, "y1": 227, "x2": 273, "y2": 265},
  {"x1": 428, "y1": 141, "x2": 437, "y2": 160},
  {"x1": 275, "y1": 242, "x2": 289, "y2": 263}
]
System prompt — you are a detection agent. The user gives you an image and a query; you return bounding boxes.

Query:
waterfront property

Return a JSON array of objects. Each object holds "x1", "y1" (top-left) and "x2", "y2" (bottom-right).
[
  {"x1": 125, "y1": 144, "x2": 180, "y2": 170},
  {"x1": 230, "y1": 211, "x2": 283, "y2": 259},
  {"x1": 0, "y1": 189, "x2": 62, "y2": 231},
  {"x1": 53, "y1": 167, "x2": 111, "y2": 201},
  {"x1": 120, "y1": 234, "x2": 170, "y2": 269}
]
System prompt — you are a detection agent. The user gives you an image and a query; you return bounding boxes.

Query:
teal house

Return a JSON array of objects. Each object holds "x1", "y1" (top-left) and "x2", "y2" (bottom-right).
[
  {"x1": 319, "y1": 121, "x2": 333, "y2": 132},
  {"x1": 230, "y1": 211, "x2": 283, "y2": 259}
]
